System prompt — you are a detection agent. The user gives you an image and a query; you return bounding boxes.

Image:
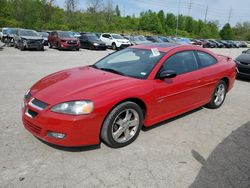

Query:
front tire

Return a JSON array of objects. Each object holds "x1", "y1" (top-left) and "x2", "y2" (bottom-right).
[
  {"x1": 48, "y1": 42, "x2": 52, "y2": 48},
  {"x1": 112, "y1": 43, "x2": 117, "y2": 50},
  {"x1": 101, "y1": 101, "x2": 143, "y2": 148},
  {"x1": 206, "y1": 80, "x2": 227, "y2": 109}
]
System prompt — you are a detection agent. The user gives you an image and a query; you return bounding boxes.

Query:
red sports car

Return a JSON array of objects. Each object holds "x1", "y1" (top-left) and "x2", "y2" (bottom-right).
[{"x1": 22, "y1": 43, "x2": 236, "y2": 148}]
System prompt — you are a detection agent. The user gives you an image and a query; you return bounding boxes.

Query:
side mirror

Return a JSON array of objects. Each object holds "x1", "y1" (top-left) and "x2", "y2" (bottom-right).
[
  {"x1": 109, "y1": 37, "x2": 112, "y2": 40},
  {"x1": 158, "y1": 70, "x2": 177, "y2": 79}
]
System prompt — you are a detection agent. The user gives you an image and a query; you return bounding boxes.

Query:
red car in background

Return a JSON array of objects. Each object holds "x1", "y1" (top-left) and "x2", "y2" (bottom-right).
[
  {"x1": 22, "y1": 43, "x2": 236, "y2": 148},
  {"x1": 48, "y1": 31, "x2": 80, "y2": 51}
]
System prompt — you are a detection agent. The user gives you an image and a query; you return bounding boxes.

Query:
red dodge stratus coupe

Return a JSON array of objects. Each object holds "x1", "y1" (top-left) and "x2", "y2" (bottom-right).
[{"x1": 22, "y1": 43, "x2": 236, "y2": 148}]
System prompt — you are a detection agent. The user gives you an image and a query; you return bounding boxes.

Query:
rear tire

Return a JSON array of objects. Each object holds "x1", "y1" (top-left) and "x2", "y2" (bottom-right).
[
  {"x1": 101, "y1": 101, "x2": 143, "y2": 148},
  {"x1": 206, "y1": 80, "x2": 227, "y2": 109}
]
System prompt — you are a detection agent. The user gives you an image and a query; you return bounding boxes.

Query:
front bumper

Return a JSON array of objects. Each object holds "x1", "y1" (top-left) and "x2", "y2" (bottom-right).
[
  {"x1": 94, "y1": 45, "x2": 107, "y2": 50},
  {"x1": 21, "y1": 99, "x2": 103, "y2": 147},
  {"x1": 119, "y1": 44, "x2": 131, "y2": 49},
  {"x1": 60, "y1": 42, "x2": 80, "y2": 50},
  {"x1": 236, "y1": 62, "x2": 250, "y2": 78},
  {"x1": 24, "y1": 41, "x2": 43, "y2": 49}
]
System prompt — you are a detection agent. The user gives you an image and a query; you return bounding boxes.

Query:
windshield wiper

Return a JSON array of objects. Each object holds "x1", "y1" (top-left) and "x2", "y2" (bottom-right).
[
  {"x1": 89, "y1": 64, "x2": 97, "y2": 68},
  {"x1": 99, "y1": 68, "x2": 125, "y2": 76}
]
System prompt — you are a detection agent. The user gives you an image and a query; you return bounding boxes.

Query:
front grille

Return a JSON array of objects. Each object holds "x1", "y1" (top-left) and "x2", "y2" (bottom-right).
[
  {"x1": 67, "y1": 40, "x2": 77, "y2": 44},
  {"x1": 240, "y1": 62, "x2": 250, "y2": 66},
  {"x1": 29, "y1": 98, "x2": 49, "y2": 111},
  {"x1": 23, "y1": 119, "x2": 42, "y2": 135},
  {"x1": 28, "y1": 39, "x2": 42, "y2": 44},
  {"x1": 238, "y1": 67, "x2": 250, "y2": 74}
]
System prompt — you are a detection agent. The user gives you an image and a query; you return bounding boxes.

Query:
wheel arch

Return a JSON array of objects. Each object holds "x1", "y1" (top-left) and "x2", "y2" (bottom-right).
[
  {"x1": 221, "y1": 77, "x2": 229, "y2": 91},
  {"x1": 99, "y1": 97, "x2": 147, "y2": 138}
]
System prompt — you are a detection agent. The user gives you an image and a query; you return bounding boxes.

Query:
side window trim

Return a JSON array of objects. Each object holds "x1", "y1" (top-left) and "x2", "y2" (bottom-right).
[
  {"x1": 194, "y1": 50, "x2": 218, "y2": 68},
  {"x1": 159, "y1": 50, "x2": 199, "y2": 76}
]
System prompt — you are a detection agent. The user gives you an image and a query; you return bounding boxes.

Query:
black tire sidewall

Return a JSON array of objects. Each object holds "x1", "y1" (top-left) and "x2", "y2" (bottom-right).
[
  {"x1": 207, "y1": 80, "x2": 227, "y2": 109},
  {"x1": 101, "y1": 102, "x2": 143, "y2": 148},
  {"x1": 112, "y1": 43, "x2": 116, "y2": 50}
]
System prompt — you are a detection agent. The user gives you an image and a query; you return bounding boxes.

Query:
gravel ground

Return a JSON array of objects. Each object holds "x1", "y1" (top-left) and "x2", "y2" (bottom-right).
[{"x1": 0, "y1": 46, "x2": 249, "y2": 188}]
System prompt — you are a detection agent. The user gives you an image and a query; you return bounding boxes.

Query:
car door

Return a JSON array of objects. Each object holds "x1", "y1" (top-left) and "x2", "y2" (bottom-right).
[
  {"x1": 101, "y1": 34, "x2": 110, "y2": 46},
  {"x1": 152, "y1": 51, "x2": 204, "y2": 121},
  {"x1": 194, "y1": 51, "x2": 220, "y2": 101},
  {"x1": 79, "y1": 35, "x2": 87, "y2": 48}
]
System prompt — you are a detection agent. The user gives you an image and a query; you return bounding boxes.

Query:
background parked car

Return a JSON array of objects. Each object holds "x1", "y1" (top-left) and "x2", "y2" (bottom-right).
[
  {"x1": 208, "y1": 39, "x2": 225, "y2": 48},
  {"x1": 14, "y1": 29, "x2": 44, "y2": 51},
  {"x1": 79, "y1": 33, "x2": 107, "y2": 50},
  {"x1": 72, "y1": 31, "x2": 81, "y2": 38},
  {"x1": 48, "y1": 31, "x2": 80, "y2": 51},
  {"x1": 217, "y1": 40, "x2": 232, "y2": 48},
  {"x1": 226, "y1": 40, "x2": 238, "y2": 48},
  {"x1": 145, "y1": 36, "x2": 163, "y2": 43},
  {"x1": 235, "y1": 48, "x2": 250, "y2": 79},
  {"x1": 0, "y1": 31, "x2": 3, "y2": 41},
  {"x1": 124, "y1": 35, "x2": 152, "y2": 45},
  {"x1": 100, "y1": 33, "x2": 131, "y2": 50},
  {"x1": 1, "y1": 27, "x2": 18, "y2": 46},
  {"x1": 190, "y1": 39, "x2": 203, "y2": 46},
  {"x1": 38, "y1": 32, "x2": 49, "y2": 46},
  {"x1": 158, "y1": 36, "x2": 176, "y2": 43}
]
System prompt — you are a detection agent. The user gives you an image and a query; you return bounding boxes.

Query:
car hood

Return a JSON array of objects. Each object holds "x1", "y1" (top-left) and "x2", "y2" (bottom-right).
[
  {"x1": 60, "y1": 38, "x2": 78, "y2": 41},
  {"x1": 30, "y1": 66, "x2": 141, "y2": 104},
  {"x1": 89, "y1": 40, "x2": 105, "y2": 44},
  {"x1": 21, "y1": 36, "x2": 43, "y2": 40},
  {"x1": 236, "y1": 54, "x2": 250, "y2": 64}
]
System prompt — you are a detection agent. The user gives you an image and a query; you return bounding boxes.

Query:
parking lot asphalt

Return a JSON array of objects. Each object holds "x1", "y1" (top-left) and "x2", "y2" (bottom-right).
[{"x1": 0, "y1": 47, "x2": 250, "y2": 188}]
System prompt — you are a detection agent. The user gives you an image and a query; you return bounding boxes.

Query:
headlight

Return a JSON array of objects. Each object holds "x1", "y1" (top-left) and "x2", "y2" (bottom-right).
[
  {"x1": 93, "y1": 43, "x2": 99, "y2": 46},
  {"x1": 234, "y1": 60, "x2": 240, "y2": 64},
  {"x1": 51, "y1": 100, "x2": 94, "y2": 115}
]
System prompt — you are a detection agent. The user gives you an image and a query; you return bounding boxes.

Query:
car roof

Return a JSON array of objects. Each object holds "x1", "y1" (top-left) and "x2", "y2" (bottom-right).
[{"x1": 131, "y1": 42, "x2": 209, "y2": 53}]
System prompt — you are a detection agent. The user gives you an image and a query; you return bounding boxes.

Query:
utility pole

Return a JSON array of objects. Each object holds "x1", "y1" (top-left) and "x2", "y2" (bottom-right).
[
  {"x1": 123, "y1": 5, "x2": 126, "y2": 17},
  {"x1": 187, "y1": 0, "x2": 192, "y2": 16},
  {"x1": 204, "y1": 5, "x2": 208, "y2": 23},
  {"x1": 227, "y1": 8, "x2": 232, "y2": 23},
  {"x1": 176, "y1": 0, "x2": 180, "y2": 37}
]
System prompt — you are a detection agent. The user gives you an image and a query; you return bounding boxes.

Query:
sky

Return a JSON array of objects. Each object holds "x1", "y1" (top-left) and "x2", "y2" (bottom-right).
[{"x1": 55, "y1": 0, "x2": 250, "y2": 27}]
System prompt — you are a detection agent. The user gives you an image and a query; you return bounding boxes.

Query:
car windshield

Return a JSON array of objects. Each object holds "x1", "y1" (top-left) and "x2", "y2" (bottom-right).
[
  {"x1": 93, "y1": 48, "x2": 165, "y2": 79},
  {"x1": 59, "y1": 31, "x2": 75, "y2": 38},
  {"x1": 138, "y1": 36, "x2": 147, "y2": 41},
  {"x1": 3, "y1": 28, "x2": 16, "y2": 35},
  {"x1": 130, "y1": 36, "x2": 140, "y2": 41},
  {"x1": 84, "y1": 33, "x2": 99, "y2": 40},
  {"x1": 39, "y1": 32, "x2": 49, "y2": 37},
  {"x1": 112, "y1": 34, "x2": 124, "y2": 39},
  {"x1": 20, "y1": 30, "x2": 39, "y2": 36}
]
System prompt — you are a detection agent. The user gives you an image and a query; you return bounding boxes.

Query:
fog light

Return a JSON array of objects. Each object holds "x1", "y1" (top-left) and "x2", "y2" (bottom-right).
[{"x1": 48, "y1": 132, "x2": 65, "y2": 139}]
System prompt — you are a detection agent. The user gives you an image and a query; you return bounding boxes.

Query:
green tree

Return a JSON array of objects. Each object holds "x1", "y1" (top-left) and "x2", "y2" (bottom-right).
[
  {"x1": 115, "y1": 5, "x2": 121, "y2": 17},
  {"x1": 220, "y1": 23, "x2": 235, "y2": 40}
]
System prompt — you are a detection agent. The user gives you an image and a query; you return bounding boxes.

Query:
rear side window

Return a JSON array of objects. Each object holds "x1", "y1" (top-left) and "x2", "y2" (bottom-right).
[
  {"x1": 162, "y1": 51, "x2": 199, "y2": 75},
  {"x1": 197, "y1": 51, "x2": 217, "y2": 68}
]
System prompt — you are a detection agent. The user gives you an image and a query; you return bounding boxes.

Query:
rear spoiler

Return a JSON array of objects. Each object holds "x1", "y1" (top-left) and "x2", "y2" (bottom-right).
[{"x1": 218, "y1": 54, "x2": 232, "y2": 61}]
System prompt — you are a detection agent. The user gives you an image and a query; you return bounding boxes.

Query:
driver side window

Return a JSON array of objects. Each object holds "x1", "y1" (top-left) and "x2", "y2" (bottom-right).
[{"x1": 161, "y1": 51, "x2": 199, "y2": 75}]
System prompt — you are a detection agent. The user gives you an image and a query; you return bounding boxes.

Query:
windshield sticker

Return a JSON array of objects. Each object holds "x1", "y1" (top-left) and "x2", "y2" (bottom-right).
[
  {"x1": 151, "y1": 48, "x2": 160, "y2": 56},
  {"x1": 140, "y1": 72, "x2": 147, "y2": 76}
]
